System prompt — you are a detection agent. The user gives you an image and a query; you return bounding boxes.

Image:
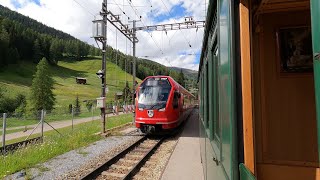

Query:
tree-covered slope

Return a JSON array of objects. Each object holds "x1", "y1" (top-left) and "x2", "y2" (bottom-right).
[
  {"x1": 0, "y1": 5, "x2": 195, "y2": 90},
  {"x1": 0, "y1": 4, "x2": 100, "y2": 67},
  {"x1": 0, "y1": 4, "x2": 75, "y2": 40}
]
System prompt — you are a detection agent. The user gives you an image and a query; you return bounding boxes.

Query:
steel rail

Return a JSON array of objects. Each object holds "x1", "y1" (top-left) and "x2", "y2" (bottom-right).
[
  {"x1": 122, "y1": 136, "x2": 165, "y2": 180},
  {"x1": 1, "y1": 137, "x2": 42, "y2": 155},
  {"x1": 81, "y1": 136, "x2": 147, "y2": 180}
]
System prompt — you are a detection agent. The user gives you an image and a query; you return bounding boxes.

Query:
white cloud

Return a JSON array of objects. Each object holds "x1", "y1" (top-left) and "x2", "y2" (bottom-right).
[{"x1": 0, "y1": 0, "x2": 208, "y2": 71}]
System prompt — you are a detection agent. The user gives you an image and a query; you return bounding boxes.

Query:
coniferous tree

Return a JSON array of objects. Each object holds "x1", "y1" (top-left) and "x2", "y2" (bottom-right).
[
  {"x1": 33, "y1": 39, "x2": 42, "y2": 63},
  {"x1": 178, "y1": 69, "x2": 185, "y2": 87},
  {"x1": 0, "y1": 27, "x2": 9, "y2": 66},
  {"x1": 49, "y1": 39, "x2": 60, "y2": 65},
  {"x1": 95, "y1": 48, "x2": 101, "y2": 56},
  {"x1": 89, "y1": 45, "x2": 95, "y2": 56},
  {"x1": 169, "y1": 70, "x2": 179, "y2": 81},
  {"x1": 30, "y1": 58, "x2": 55, "y2": 111},
  {"x1": 8, "y1": 47, "x2": 20, "y2": 64}
]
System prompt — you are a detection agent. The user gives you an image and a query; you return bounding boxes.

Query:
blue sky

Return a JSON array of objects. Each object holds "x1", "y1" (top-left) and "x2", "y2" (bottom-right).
[
  {"x1": 146, "y1": 2, "x2": 201, "y2": 68},
  {"x1": 151, "y1": 3, "x2": 188, "y2": 23},
  {"x1": 11, "y1": 0, "x2": 40, "y2": 8},
  {"x1": 178, "y1": 51, "x2": 201, "y2": 64},
  {"x1": 195, "y1": 53, "x2": 200, "y2": 64},
  {"x1": 10, "y1": 0, "x2": 22, "y2": 8}
]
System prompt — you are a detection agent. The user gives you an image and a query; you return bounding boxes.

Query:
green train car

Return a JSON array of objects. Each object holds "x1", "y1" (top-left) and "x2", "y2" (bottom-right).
[{"x1": 198, "y1": 0, "x2": 320, "y2": 179}]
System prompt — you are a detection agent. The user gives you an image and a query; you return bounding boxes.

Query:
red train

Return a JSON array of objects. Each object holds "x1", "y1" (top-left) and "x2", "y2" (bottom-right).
[{"x1": 135, "y1": 76, "x2": 194, "y2": 133}]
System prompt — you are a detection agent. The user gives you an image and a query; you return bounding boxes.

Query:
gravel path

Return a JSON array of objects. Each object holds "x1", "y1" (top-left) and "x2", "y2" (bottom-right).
[{"x1": 5, "y1": 130, "x2": 141, "y2": 180}]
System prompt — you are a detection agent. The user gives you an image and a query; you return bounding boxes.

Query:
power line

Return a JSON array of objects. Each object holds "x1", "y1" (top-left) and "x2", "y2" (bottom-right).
[
  {"x1": 77, "y1": 0, "x2": 99, "y2": 16},
  {"x1": 158, "y1": 0, "x2": 192, "y2": 48},
  {"x1": 111, "y1": 0, "x2": 130, "y2": 20},
  {"x1": 71, "y1": 0, "x2": 95, "y2": 17},
  {"x1": 126, "y1": 0, "x2": 165, "y2": 54},
  {"x1": 107, "y1": 3, "x2": 147, "y2": 8},
  {"x1": 145, "y1": 0, "x2": 153, "y2": 11}
]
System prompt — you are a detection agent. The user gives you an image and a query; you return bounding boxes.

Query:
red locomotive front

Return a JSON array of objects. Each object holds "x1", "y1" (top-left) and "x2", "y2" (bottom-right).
[{"x1": 135, "y1": 76, "x2": 185, "y2": 133}]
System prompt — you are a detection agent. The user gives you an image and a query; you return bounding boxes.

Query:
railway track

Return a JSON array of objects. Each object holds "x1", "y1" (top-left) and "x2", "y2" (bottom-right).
[
  {"x1": 81, "y1": 135, "x2": 165, "y2": 180},
  {"x1": 80, "y1": 108, "x2": 195, "y2": 180}
]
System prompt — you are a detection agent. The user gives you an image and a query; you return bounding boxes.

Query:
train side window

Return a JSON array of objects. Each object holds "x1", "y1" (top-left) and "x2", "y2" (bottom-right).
[
  {"x1": 202, "y1": 71, "x2": 205, "y2": 121},
  {"x1": 205, "y1": 62, "x2": 209, "y2": 128},
  {"x1": 213, "y1": 48, "x2": 220, "y2": 141},
  {"x1": 201, "y1": 76, "x2": 204, "y2": 121},
  {"x1": 173, "y1": 91, "x2": 179, "y2": 109}
]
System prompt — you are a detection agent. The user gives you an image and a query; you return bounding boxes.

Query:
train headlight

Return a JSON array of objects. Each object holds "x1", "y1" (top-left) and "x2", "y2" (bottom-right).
[{"x1": 159, "y1": 108, "x2": 166, "y2": 112}]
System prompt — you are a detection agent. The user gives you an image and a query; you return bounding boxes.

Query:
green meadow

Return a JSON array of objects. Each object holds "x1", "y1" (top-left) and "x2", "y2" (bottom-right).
[{"x1": 0, "y1": 57, "x2": 139, "y2": 107}]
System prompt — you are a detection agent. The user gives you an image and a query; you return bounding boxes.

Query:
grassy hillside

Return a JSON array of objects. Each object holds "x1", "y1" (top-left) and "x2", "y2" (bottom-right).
[{"x1": 0, "y1": 57, "x2": 139, "y2": 110}]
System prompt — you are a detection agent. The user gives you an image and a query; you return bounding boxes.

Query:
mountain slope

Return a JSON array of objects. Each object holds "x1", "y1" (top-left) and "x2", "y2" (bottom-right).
[
  {"x1": 0, "y1": 58, "x2": 139, "y2": 109},
  {"x1": 0, "y1": 4, "x2": 197, "y2": 92},
  {"x1": 169, "y1": 67, "x2": 198, "y2": 80}
]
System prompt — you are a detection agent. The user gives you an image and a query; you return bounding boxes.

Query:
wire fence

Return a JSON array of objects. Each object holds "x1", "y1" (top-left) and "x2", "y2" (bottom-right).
[{"x1": 0, "y1": 104, "x2": 135, "y2": 154}]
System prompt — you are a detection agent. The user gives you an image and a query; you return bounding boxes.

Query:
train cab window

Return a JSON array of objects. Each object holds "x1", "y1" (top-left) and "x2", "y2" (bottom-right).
[{"x1": 138, "y1": 77, "x2": 172, "y2": 110}]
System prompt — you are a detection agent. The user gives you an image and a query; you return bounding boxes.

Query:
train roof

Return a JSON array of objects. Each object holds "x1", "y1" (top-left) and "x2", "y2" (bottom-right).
[{"x1": 198, "y1": 1, "x2": 215, "y2": 82}]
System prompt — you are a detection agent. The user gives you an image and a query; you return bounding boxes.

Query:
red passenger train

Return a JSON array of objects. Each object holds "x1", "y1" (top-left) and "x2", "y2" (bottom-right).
[{"x1": 135, "y1": 76, "x2": 194, "y2": 134}]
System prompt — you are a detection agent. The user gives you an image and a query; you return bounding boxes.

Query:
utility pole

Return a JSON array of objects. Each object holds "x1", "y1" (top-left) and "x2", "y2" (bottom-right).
[
  {"x1": 99, "y1": 0, "x2": 107, "y2": 133},
  {"x1": 132, "y1": 20, "x2": 136, "y2": 122},
  {"x1": 130, "y1": 19, "x2": 140, "y2": 123},
  {"x1": 101, "y1": 0, "x2": 107, "y2": 133},
  {"x1": 92, "y1": 0, "x2": 108, "y2": 133}
]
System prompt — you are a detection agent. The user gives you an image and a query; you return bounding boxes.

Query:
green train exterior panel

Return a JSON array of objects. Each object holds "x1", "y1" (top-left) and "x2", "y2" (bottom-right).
[
  {"x1": 239, "y1": 164, "x2": 256, "y2": 180},
  {"x1": 199, "y1": 0, "x2": 238, "y2": 179},
  {"x1": 218, "y1": 0, "x2": 237, "y2": 179},
  {"x1": 311, "y1": 0, "x2": 320, "y2": 163}
]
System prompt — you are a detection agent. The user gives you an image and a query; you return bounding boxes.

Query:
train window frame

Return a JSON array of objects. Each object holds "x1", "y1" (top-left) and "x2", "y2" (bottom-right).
[
  {"x1": 214, "y1": 47, "x2": 221, "y2": 142},
  {"x1": 205, "y1": 61, "x2": 209, "y2": 129},
  {"x1": 211, "y1": 45, "x2": 222, "y2": 161},
  {"x1": 199, "y1": 76, "x2": 202, "y2": 119},
  {"x1": 201, "y1": 71, "x2": 205, "y2": 122}
]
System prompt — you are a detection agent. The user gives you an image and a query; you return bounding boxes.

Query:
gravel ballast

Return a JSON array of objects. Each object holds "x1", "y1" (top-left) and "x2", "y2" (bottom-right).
[
  {"x1": 5, "y1": 132, "x2": 141, "y2": 180},
  {"x1": 132, "y1": 136, "x2": 179, "y2": 180}
]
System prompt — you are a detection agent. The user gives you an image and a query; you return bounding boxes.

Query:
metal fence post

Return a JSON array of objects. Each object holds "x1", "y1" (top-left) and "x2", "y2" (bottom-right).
[
  {"x1": 72, "y1": 108, "x2": 74, "y2": 131},
  {"x1": 2, "y1": 113, "x2": 7, "y2": 152},
  {"x1": 41, "y1": 110, "x2": 44, "y2": 142}
]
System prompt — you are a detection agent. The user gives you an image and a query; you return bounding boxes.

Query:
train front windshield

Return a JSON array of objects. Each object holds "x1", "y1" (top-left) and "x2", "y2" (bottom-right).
[{"x1": 138, "y1": 78, "x2": 172, "y2": 110}]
